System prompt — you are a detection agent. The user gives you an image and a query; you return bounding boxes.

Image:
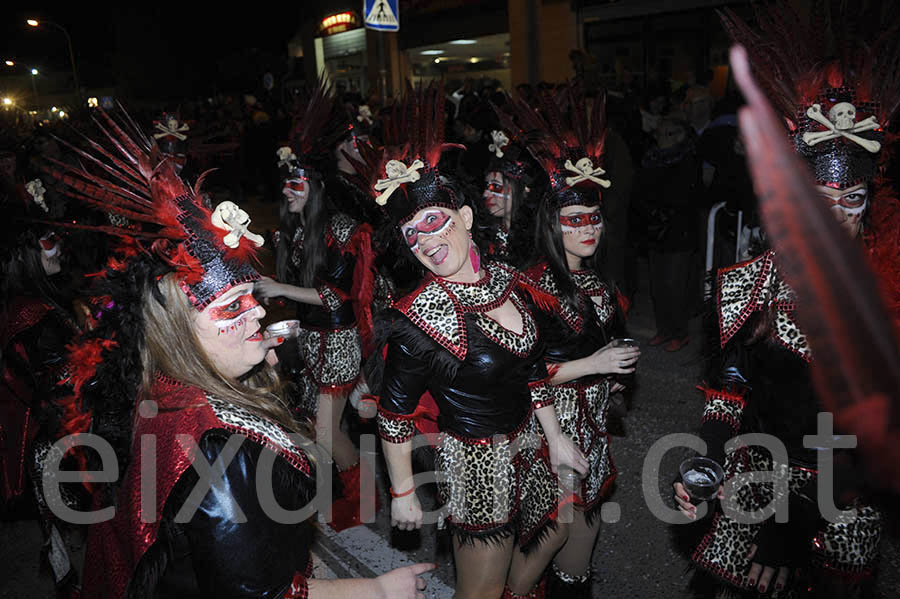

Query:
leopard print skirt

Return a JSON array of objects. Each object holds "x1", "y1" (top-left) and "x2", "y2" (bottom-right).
[
  {"x1": 293, "y1": 325, "x2": 362, "y2": 416},
  {"x1": 693, "y1": 446, "x2": 882, "y2": 590},
  {"x1": 548, "y1": 377, "x2": 616, "y2": 516},
  {"x1": 434, "y1": 415, "x2": 560, "y2": 550}
]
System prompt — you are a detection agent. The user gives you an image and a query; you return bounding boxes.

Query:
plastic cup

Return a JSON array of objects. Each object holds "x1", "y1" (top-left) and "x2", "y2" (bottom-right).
[
  {"x1": 264, "y1": 319, "x2": 301, "y2": 340},
  {"x1": 679, "y1": 456, "x2": 724, "y2": 501},
  {"x1": 610, "y1": 337, "x2": 639, "y2": 348}
]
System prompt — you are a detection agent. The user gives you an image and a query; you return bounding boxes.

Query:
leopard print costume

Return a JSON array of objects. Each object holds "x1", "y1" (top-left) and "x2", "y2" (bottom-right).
[
  {"x1": 693, "y1": 446, "x2": 881, "y2": 589},
  {"x1": 381, "y1": 261, "x2": 561, "y2": 547},
  {"x1": 523, "y1": 263, "x2": 619, "y2": 514},
  {"x1": 717, "y1": 250, "x2": 810, "y2": 361},
  {"x1": 289, "y1": 213, "x2": 367, "y2": 414}
]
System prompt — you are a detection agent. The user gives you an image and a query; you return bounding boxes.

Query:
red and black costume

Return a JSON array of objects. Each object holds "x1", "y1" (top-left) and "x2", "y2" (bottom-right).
[
  {"x1": 684, "y1": 5, "x2": 900, "y2": 594},
  {"x1": 43, "y1": 108, "x2": 320, "y2": 599},
  {"x1": 286, "y1": 212, "x2": 374, "y2": 407},
  {"x1": 347, "y1": 85, "x2": 564, "y2": 549},
  {"x1": 276, "y1": 84, "x2": 375, "y2": 414},
  {"x1": 2, "y1": 176, "x2": 85, "y2": 593},
  {"x1": 523, "y1": 263, "x2": 622, "y2": 518},
  {"x1": 500, "y1": 83, "x2": 626, "y2": 595}
]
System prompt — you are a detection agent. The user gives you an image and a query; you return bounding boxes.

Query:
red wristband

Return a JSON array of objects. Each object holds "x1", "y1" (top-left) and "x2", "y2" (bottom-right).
[{"x1": 390, "y1": 485, "x2": 415, "y2": 498}]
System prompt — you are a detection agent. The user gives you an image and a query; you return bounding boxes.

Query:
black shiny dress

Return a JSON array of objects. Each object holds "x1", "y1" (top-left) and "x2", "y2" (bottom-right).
[
  {"x1": 376, "y1": 261, "x2": 561, "y2": 548},
  {"x1": 82, "y1": 376, "x2": 317, "y2": 599}
]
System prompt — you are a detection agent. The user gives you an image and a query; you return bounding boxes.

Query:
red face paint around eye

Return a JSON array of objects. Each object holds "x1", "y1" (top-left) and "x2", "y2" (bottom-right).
[
  {"x1": 284, "y1": 179, "x2": 307, "y2": 193},
  {"x1": 403, "y1": 211, "x2": 452, "y2": 249},
  {"x1": 486, "y1": 181, "x2": 505, "y2": 195},
  {"x1": 559, "y1": 212, "x2": 602, "y2": 228},
  {"x1": 209, "y1": 293, "x2": 260, "y2": 323}
]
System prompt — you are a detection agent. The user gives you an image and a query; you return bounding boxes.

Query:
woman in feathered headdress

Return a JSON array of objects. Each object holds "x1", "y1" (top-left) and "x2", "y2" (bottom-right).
[
  {"x1": 479, "y1": 122, "x2": 542, "y2": 265},
  {"x1": 1, "y1": 165, "x2": 85, "y2": 595},
  {"x1": 41, "y1": 107, "x2": 432, "y2": 599},
  {"x1": 672, "y1": 3, "x2": 899, "y2": 596},
  {"x1": 500, "y1": 81, "x2": 640, "y2": 597},
  {"x1": 255, "y1": 81, "x2": 378, "y2": 531},
  {"x1": 348, "y1": 84, "x2": 586, "y2": 599}
]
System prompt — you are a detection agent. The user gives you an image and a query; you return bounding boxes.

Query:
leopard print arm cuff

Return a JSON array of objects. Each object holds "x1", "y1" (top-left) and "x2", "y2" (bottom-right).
[
  {"x1": 316, "y1": 283, "x2": 349, "y2": 312},
  {"x1": 529, "y1": 378, "x2": 555, "y2": 409},
  {"x1": 377, "y1": 407, "x2": 417, "y2": 443},
  {"x1": 699, "y1": 385, "x2": 746, "y2": 435}
]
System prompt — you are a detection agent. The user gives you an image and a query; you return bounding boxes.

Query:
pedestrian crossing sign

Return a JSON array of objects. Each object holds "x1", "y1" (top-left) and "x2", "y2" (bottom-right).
[{"x1": 364, "y1": 0, "x2": 399, "y2": 31}]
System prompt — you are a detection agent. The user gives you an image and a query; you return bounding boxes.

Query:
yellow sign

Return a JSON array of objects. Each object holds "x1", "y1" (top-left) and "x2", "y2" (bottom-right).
[{"x1": 320, "y1": 12, "x2": 359, "y2": 36}]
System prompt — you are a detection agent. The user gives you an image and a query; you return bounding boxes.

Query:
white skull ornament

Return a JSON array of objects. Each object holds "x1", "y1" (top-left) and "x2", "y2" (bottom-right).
[
  {"x1": 828, "y1": 102, "x2": 857, "y2": 130},
  {"x1": 384, "y1": 160, "x2": 408, "y2": 179},
  {"x1": 211, "y1": 201, "x2": 265, "y2": 248},
  {"x1": 574, "y1": 157, "x2": 595, "y2": 173}
]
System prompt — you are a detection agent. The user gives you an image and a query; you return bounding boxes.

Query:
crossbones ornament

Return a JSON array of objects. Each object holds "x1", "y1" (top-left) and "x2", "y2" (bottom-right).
[
  {"x1": 374, "y1": 159, "x2": 425, "y2": 205},
  {"x1": 153, "y1": 117, "x2": 190, "y2": 141},
  {"x1": 211, "y1": 201, "x2": 265, "y2": 248},
  {"x1": 276, "y1": 146, "x2": 297, "y2": 168},
  {"x1": 489, "y1": 130, "x2": 510, "y2": 158},
  {"x1": 25, "y1": 178, "x2": 48, "y2": 212},
  {"x1": 801, "y1": 103, "x2": 881, "y2": 153},
  {"x1": 357, "y1": 105, "x2": 373, "y2": 125},
  {"x1": 564, "y1": 157, "x2": 611, "y2": 188}
]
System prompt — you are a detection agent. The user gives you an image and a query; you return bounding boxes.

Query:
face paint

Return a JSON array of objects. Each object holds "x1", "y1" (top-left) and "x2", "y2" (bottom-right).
[
  {"x1": 817, "y1": 184, "x2": 868, "y2": 238},
  {"x1": 194, "y1": 283, "x2": 268, "y2": 378},
  {"x1": 559, "y1": 212, "x2": 603, "y2": 231},
  {"x1": 483, "y1": 172, "x2": 506, "y2": 217},
  {"x1": 283, "y1": 176, "x2": 309, "y2": 214},
  {"x1": 39, "y1": 233, "x2": 62, "y2": 275},
  {"x1": 402, "y1": 210, "x2": 453, "y2": 251},
  {"x1": 284, "y1": 179, "x2": 306, "y2": 194},
  {"x1": 208, "y1": 292, "x2": 263, "y2": 335}
]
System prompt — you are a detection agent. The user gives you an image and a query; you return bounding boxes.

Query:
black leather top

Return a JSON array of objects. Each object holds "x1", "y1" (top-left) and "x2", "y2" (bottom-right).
[
  {"x1": 379, "y1": 309, "x2": 548, "y2": 439},
  {"x1": 153, "y1": 432, "x2": 316, "y2": 598}
]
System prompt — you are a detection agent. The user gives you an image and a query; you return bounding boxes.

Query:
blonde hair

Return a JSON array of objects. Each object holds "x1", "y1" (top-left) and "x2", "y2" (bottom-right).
[{"x1": 140, "y1": 274, "x2": 302, "y2": 433}]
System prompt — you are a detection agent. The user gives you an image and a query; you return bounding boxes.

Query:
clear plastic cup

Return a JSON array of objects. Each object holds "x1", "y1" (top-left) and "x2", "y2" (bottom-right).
[
  {"x1": 264, "y1": 319, "x2": 301, "y2": 340},
  {"x1": 679, "y1": 456, "x2": 724, "y2": 501}
]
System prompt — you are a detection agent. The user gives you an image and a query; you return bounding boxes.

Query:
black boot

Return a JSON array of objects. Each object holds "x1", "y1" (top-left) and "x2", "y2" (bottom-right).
[{"x1": 547, "y1": 563, "x2": 591, "y2": 599}]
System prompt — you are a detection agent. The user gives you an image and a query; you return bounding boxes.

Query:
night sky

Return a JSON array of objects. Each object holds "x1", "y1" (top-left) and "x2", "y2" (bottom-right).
[{"x1": 3, "y1": 7, "x2": 304, "y2": 99}]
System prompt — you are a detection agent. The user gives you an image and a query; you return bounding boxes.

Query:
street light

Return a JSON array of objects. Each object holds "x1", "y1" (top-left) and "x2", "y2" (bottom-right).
[
  {"x1": 5, "y1": 60, "x2": 14, "y2": 66},
  {"x1": 30, "y1": 68, "x2": 39, "y2": 103},
  {"x1": 26, "y1": 18, "x2": 80, "y2": 98},
  {"x1": 3, "y1": 98, "x2": 12, "y2": 106}
]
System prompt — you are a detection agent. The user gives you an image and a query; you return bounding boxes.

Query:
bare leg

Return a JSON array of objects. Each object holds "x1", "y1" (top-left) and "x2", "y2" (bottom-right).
[
  {"x1": 316, "y1": 392, "x2": 359, "y2": 470},
  {"x1": 552, "y1": 509, "x2": 600, "y2": 578},
  {"x1": 452, "y1": 535, "x2": 515, "y2": 599},
  {"x1": 506, "y1": 522, "x2": 570, "y2": 594}
]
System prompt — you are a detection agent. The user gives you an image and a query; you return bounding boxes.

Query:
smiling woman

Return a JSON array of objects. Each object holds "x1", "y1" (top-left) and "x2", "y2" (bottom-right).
[{"x1": 345, "y1": 83, "x2": 583, "y2": 599}]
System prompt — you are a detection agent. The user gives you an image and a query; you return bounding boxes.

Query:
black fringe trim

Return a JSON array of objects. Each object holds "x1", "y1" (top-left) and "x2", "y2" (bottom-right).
[
  {"x1": 445, "y1": 518, "x2": 518, "y2": 549},
  {"x1": 517, "y1": 516, "x2": 560, "y2": 555}
]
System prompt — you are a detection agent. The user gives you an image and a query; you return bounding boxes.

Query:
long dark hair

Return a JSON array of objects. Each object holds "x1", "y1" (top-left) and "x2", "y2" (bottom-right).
[
  {"x1": 1, "y1": 233, "x2": 67, "y2": 317},
  {"x1": 533, "y1": 191, "x2": 607, "y2": 312},
  {"x1": 276, "y1": 175, "x2": 329, "y2": 287}
]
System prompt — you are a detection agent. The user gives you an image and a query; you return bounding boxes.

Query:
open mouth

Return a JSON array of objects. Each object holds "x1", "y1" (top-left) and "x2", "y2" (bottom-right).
[
  {"x1": 425, "y1": 244, "x2": 449, "y2": 265},
  {"x1": 246, "y1": 329, "x2": 263, "y2": 342},
  {"x1": 581, "y1": 239, "x2": 597, "y2": 245}
]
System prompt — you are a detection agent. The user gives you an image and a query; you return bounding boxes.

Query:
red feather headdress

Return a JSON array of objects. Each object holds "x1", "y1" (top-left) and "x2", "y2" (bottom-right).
[
  {"x1": 42, "y1": 105, "x2": 263, "y2": 310},
  {"x1": 343, "y1": 82, "x2": 464, "y2": 225},
  {"x1": 497, "y1": 80, "x2": 610, "y2": 207},
  {"x1": 719, "y1": 2, "x2": 900, "y2": 187}
]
